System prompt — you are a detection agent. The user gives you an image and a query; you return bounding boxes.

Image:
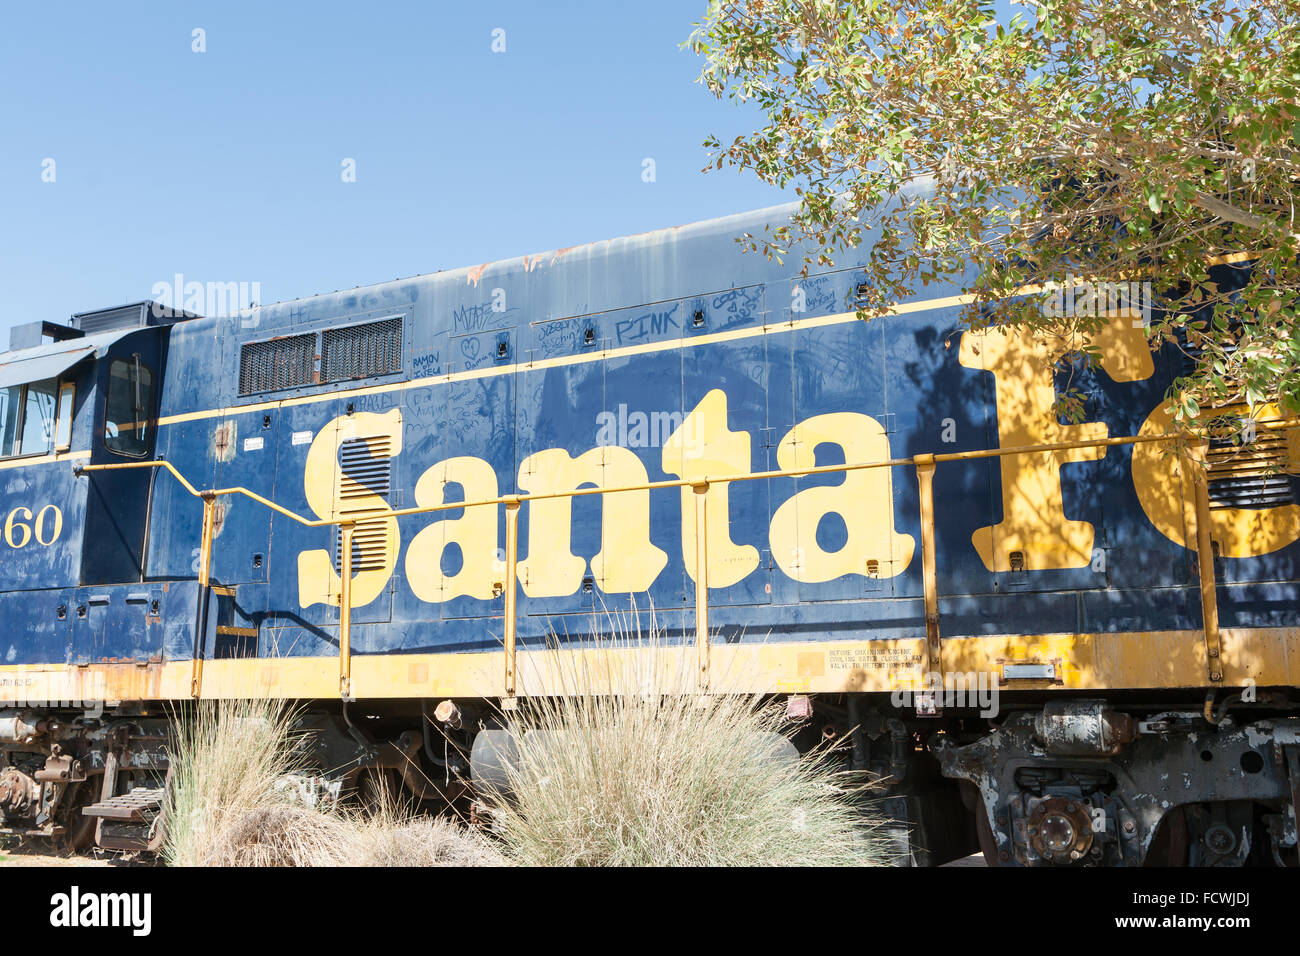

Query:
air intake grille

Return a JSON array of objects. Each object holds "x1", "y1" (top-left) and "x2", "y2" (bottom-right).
[
  {"x1": 320, "y1": 318, "x2": 403, "y2": 384},
  {"x1": 238, "y1": 334, "x2": 316, "y2": 395},
  {"x1": 333, "y1": 436, "x2": 395, "y2": 573},
  {"x1": 1207, "y1": 427, "x2": 1299, "y2": 510},
  {"x1": 77, "y1": 304, "x2": 149, "y2": 334}
]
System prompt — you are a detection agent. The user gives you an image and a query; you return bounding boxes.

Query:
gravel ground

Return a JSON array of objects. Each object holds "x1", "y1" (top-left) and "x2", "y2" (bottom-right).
[{"x1": 0, "y1": 842, "x2": 130, "y2": 867}]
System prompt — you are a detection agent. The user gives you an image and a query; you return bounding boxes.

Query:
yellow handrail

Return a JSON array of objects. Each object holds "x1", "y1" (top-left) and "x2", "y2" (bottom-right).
[{"x1": 74, "y1": 415, "x2": 1298, "y2": 699}]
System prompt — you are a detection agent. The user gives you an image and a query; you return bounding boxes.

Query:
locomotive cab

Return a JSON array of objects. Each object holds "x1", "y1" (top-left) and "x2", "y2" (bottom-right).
[{"x1": 0, "y1": 302, "x2": 200, "y2": 668}]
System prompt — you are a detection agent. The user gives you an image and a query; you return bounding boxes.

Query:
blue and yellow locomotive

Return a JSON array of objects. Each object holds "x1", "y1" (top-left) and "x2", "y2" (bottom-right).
[{"x1": 0, "y1": 201, "x2": 1296, "y2": 864}]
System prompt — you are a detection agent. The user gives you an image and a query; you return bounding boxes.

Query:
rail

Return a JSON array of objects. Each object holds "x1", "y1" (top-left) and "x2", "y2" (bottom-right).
[{"x1": 75, "y1": 418, "x2": 1299, "y2": 700}]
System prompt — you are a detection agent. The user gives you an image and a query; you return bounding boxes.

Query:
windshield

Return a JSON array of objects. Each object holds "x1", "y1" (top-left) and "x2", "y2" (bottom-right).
[{"x1": 0, "y1": 378, "x2": 59, "y2": 458}]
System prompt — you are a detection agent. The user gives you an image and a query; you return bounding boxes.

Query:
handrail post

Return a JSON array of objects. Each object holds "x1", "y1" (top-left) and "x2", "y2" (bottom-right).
[
  {"x1": 693, "y1": 481, "x2": 710, "y2": 689},
  {"x1": 503, "y1": 498, "x2": 520, "y2": 704},
  {"x1": 191, "y1": 493, "x2": 216, "y2": 699},
  {"x1": 914, "y1": 456, "x2": 942, "y2": 682},
  {"x1": 1187, "y1": 444, "x2": 1224, "y2": 683},
  {"x1": 339, "y1": 521, "x2": 355, "y2": 701}
]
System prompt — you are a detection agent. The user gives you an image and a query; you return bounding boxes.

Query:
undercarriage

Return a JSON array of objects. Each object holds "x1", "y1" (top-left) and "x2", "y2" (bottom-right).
[{"x1": 2, "y1": 691, "x2": 1296, "y2": 866}]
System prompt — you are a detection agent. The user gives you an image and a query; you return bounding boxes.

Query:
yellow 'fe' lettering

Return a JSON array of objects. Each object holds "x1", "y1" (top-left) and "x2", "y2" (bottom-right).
[
  {"x1": 1132, "y1": 402, "x2": 1300, "y2": 556},
  {"x1": 958, "y1": 314, "x2": 1153, "y2": 572}
]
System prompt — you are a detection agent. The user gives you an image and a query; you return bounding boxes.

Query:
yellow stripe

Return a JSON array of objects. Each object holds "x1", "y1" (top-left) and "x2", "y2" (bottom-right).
[
  {"x1": 157, "y1": 293, "x2": 978, "y2": 428},
  {"x1": 1, "y1": 627, "x2": 1294, "y2": 702},
  {"x1": 0, "y1": 450, "x2": 89, "y2": 472}
]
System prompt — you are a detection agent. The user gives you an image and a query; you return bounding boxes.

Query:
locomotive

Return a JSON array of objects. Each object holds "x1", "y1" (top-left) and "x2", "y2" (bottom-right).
[{"x1": 0, "y1": 199, "x2": 1296, "y2": 865}]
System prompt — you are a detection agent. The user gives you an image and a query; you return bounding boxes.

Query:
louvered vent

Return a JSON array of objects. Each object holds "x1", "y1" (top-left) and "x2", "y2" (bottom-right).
[
  {"x1": 77, "y1": 304, "x2": 151, "y2": 334},
  {"x1": 238, "y1": 334, "x2": 316, "y2": 395},
  {"x1": 333, "y1": 436, "x2": 394, "y2": 573},
  {"x1": 321, "y1": 317, "x2": 403, "y2": 384},
  {"x1": 1206, "y1": 426, "x2": 1299, "y2": 510},
  {"x1": 1177, "y1": 340, "x2": 1300, "y2": 509}
]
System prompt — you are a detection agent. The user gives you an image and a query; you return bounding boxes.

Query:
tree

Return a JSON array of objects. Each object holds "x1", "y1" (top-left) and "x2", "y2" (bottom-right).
[{"x1": 691, "y1": 0, "x2": 1300, "y2": 429}]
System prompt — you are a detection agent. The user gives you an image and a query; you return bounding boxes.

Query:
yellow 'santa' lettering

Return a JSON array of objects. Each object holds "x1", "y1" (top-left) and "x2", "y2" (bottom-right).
[
  {"x1": 958, "y1": 315, "x2": 1152, "y2": 572},
  {"x1": 662, "y1": 389, "x2": 759, "y2": 588},
  {"x1": 405, "y1": 456, "x2": 500, "y2": 602},
  {"x1": 769, "y1": 413, "x2": 914, "y2": 581},
  {"x1": 298, "y1": 409, "x2": 403, "y2": 610},
  {"x1": 1132, "y1": 402, "x2": 1300, "y2": 556},
  {"x1": 518, "y1": 445, "x2": 667, "y2": 596}
]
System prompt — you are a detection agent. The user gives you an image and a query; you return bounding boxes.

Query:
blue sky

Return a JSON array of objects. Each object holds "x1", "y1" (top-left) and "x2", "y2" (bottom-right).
[{"x1": 0, "y1": 1, "x2": 790, "y2": 333}]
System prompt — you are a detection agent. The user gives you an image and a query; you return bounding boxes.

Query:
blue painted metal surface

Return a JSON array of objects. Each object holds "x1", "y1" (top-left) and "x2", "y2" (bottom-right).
[{"x1": 0, "y1": 201, "x2": 1295, "y2": 667}]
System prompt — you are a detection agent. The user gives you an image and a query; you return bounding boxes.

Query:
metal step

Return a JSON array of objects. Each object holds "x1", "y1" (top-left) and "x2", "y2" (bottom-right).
[{"x1": 81, "y1": 786, "x2": 165, "y2": 822}]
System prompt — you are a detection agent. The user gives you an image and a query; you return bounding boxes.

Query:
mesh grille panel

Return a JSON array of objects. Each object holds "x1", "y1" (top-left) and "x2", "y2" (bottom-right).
[
  {"x1": 320, "y1": 317, "x2": 403, "y2": 384},
  {"x1": 238, "y1": 334, "x2": 316, "y2": 395}
]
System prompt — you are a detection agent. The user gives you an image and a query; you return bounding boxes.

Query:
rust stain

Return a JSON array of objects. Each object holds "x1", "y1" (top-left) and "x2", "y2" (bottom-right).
[
  {"x1": 212, "y1": 421, "x2": 236, "y2": 463},
  {"x1": 72, "y1": 661, "x2": 165, "y2": 702},
  {"x1": 210, "y1": 498, "x2": 231, "y2": 539},
  {"x1": 466, "y1": 264, "x2": 488, "y2": 287}
]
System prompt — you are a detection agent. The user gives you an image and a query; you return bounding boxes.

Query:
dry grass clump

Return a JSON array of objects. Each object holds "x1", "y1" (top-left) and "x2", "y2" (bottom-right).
[
  {"x1": 163, "y1": 619, "x2": 892, "y2": 868},
  {"x1": 163, "y1": 697, "x2": 310, "y2": 867},
  {"x1": 202, "y1": 804, "x2": 356, "y2": 867},
  {"x1": 162, "y1": 698, "x2": 504, "y2": 867},
  {"x1": 349, "y1": 811, "x2": 506, "y2": 867},
  {"x1": 483, "y1": 624, "x2": 893, "y2": 867}
]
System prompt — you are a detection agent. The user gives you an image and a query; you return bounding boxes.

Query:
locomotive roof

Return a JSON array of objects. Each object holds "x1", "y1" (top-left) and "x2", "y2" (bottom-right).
[{"x1": 0, "y1": 325, "x2": 150, "y2": 389}]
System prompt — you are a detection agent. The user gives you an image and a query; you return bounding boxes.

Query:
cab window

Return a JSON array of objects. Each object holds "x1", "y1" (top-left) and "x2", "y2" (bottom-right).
[
  {"x1": 104, "y1": 356, "x2": 154, "y2": 457},
  {"x1": 0, "y1": 377, "x2": 61, "y2": 458}
]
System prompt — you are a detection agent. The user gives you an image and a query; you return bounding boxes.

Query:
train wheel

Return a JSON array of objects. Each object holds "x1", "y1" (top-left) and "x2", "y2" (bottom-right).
[
  {"x1": 356, "y1": 767, "x2": 402, "y2": 813},
  {"x1": 55, "y1": 781, "x2": 98, "y2": 854},
  {"x1": 974, "y1": 797, "x2": 1002, "y2": 866},
  {"x1": 1143, "y1": 806, "x2": 1189, "y2": 867}
]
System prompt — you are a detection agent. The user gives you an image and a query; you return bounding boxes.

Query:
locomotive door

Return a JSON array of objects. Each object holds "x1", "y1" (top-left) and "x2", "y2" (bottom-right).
[
  {"x1": 516, "y1": 318, "x2": 605, "y2": 623},
  {"x1": 80, "y1": 327, "x2": 167, "y2": 586},
  {"x1": 73, "y1": 327, "x2": 169, "y2": 664},
  {"x1": 209, "y1": 406, "x2": 279, "y2": 589},
  {"x1": 677, "y1": 288, "x2": 774, "y2": 614},
  {"x1": 779, "y1": 272, "x2": 910, "y2": 608},
  {"x1": 267, "y1": 397, "x2": 398, "y2": 641},
  {"x1": 433, "y1": 327, "x2": 514, "y2": 626},
  {"x1": 882, "y1": 303, "x2": 999, "y2": 636},
  {"x1": 595, "y1": 301, "x2": 688, "y2": 619}
]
